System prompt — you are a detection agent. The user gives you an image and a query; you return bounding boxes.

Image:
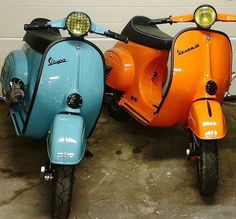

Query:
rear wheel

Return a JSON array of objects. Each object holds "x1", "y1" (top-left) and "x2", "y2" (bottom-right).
[
  {"x1": 196, "y1": 139, "x2": 218, "y2": 196},
  {"x1": 106, "y1": 89, "x2": 127, "y2": 121},
  {"x1": 52, "y1": 165, "x2": 75, "y2": 219}
]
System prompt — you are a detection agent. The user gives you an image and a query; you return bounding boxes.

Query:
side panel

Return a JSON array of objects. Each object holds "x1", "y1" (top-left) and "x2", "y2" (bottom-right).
[
  {"x1": 151, "y1": 29, "x2": 232, "y2": 127},
  {"x1": 105, "y1": 46, "x2": 135, "y2": 91},
  {"x1": 105, "y1": 41, "x2": 169, "y2": 125},
  {"x1": 1, "y1": 50, "x2": 28, "y2": 95},
  {"x1": 48, "y1": 114, "x2": 86, "y2": 165},
  {"x1": 24, "y1": 39, "x2": 104, "y2": 139},
  {"x1": 2, "y1": 46, "x2": 42, "y2": 136},
  {"x1": 188, "y1": 100, "x2": 226, "y2": 140}
]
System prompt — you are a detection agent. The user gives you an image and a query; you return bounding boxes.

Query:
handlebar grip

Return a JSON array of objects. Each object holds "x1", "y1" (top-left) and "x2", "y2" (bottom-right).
[
  {"x1": 149, "y1": 17, "x2": 172, "y2": 25},
  {"x1": 105, "y1": 30, "x2": 128, "y2": 43},
  {"x1": 24, "y1": 23, "x2": 49, "y2": 31}
]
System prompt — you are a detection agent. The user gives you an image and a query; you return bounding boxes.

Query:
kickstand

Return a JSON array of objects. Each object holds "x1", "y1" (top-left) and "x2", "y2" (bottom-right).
[{"x1": 85, "y1": 149, "x2": 94, "y2": 159}]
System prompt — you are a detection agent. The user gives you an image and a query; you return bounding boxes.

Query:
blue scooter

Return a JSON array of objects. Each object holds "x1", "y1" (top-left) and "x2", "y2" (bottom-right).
[{"x1": 0, "y1": 11, "x2": 128, "y2": 219}]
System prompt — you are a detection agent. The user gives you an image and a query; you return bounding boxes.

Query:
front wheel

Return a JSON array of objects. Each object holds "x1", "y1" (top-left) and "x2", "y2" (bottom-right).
[
  {"x1": 197, "y1": 139, "x2": 218, "y2": 196},
  {"x1": 52, "y1": 165, "x2": 75, "y2": 219}
]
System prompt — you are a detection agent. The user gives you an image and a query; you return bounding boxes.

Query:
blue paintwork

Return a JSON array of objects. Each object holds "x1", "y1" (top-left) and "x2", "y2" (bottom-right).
[
  {"x1": 49, "y1": 18, "x2": 66, "y2": 29},
  {"x1": 10, "y1": 105, "x2": 26, "y2": 135},
  {"x1": 48, "y1": 114, "x2": 86, "y2": 165},
  {"x1": 5, "y1": 39, "x2": 104, "y2": 164},
  {"x1": 8, "y1": 39, "x2": 104, "y2": 140},
  {"x1": 49, "y1": 17, "x2": 108, "y2": 36},
  {"x1": 1, "y1": 50, "x2": 28, "y2": 94},
  {"x1": 0, "y1": 12, "x2": 108, "y2": 165},
  {"x1": 91, "y1": 22, "x2": 108, "y2": 35},
  {"x1": 24, "y1": 40, "x2": 104, "y2": 138}
]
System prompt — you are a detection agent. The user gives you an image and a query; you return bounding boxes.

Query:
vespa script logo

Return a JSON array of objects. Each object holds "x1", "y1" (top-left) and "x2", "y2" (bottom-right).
[
  {"x1": 48, "y1": 57, "x2": 68, "y2": 66},
  {"x1": 177, "y1": 44, "x2": 200, "y2": 56}
]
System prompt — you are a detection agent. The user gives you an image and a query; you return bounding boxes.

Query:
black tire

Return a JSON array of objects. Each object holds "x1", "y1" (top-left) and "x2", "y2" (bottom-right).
[
  {"x1": 52, "y1": 165, "x2": 75, "y2": 219},
  {"x1": 197, "y1": 140, "x2": 218, "y2": 196},
  {"x1": 108, "y1": 101, "x2": 127, "y2": 121}
]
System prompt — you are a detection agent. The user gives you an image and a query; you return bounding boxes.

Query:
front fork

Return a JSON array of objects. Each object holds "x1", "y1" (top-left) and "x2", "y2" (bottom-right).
[
  {"x1": 40, "y1": 162, "x2": 54, "y2": 181},
  {"x1": 186, "y1": 131, "x2": 200, "y2": 161}
]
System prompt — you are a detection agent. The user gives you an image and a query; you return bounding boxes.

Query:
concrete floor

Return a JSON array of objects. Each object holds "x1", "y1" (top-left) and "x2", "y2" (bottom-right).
[{"x1": 0, "y1": 103, "x2": 236, "y2": 219}]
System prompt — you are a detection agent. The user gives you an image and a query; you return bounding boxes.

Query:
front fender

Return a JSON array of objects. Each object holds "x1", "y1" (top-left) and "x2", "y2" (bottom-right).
[
  {"x1": 188, "y1": 100, "x2": 226, "y2": 140},
  {"x1": 47, "y1": 114, "x2": 86, "y2": 165}
]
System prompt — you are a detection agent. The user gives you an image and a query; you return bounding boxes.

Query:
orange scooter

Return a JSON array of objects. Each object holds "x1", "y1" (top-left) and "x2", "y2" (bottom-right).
[{"x1": 105, "y1": 5, "x2": 236, "y2": 196}]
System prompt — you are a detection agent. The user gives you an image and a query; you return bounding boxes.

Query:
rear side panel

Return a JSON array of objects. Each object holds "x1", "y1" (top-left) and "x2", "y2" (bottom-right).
[
  {"x1": 105, "y1": 41, "x2": 169, "y2": 125},
  {"x1": 151, "y1": 29, "x2": 232, "y2": 127},
  {"x1": 1, "y1": 50, "x2": 28, "y2": 95},
  {"x1": 22, "y1": 39, "x2": 104, "y2": 138},
  {"x1": 105, "y1": 46, "x2": 135, "y2": 91},
  {"x1": 5, "y1": 46, "x2": 42, "y2": 136}
]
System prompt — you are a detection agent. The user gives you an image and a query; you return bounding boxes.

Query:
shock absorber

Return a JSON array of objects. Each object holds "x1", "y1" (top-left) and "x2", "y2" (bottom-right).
[{"x1": 9, "y1": 78, "x2": 25, "y2": 104}]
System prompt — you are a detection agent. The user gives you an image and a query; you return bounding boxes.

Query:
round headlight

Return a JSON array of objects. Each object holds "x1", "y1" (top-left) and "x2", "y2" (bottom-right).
[
  {"x1": 194, "y1": 5, "x2": 217, "y2": 29},
  {"x1": 66, "y1": 12, "x2": 91, "y2": 37}
]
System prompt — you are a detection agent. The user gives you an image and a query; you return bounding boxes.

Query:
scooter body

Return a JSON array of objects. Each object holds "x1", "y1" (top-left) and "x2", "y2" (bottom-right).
[
  {"x1": 2, "y1": 36, "x2": 104, "y2": 164},
  {"x1": 106, "y1": 29, "x2": 231, "y2": 138},
  {"x1": 105, "y1": 5, "x2": 235, "y2": 196},
  {"x1": 0, "y1": 11, "x2": 128, "y2": 218}
]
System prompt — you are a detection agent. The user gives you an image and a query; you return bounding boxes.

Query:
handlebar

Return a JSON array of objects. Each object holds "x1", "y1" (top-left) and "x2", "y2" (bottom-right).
[
  {"x1": 149, "y1": 17, "x2": 172, "y2": 25},
  {"x1": 24, "y1": 23, "x2": 49, "y2": 31},
  {"x1": 24, "y1": 23, "x2": 129, "y2": 43},
  {"x1": 105, "y1": 30, "x2": 128, "y2": 43}
]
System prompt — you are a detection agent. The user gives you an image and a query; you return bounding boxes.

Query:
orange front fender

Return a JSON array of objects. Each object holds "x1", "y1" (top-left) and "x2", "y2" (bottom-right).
[{"x1": 188, "y1": 100, "x2": 226, "y2": 140}]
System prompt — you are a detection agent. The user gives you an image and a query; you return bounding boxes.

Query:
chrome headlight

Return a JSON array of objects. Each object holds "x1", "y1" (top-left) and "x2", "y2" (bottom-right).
[
  {"x1": 194, "y1": 5, "x2": 217, "y2": 29},
  {"x1": 66, "y1": 12, "x2": 91, "y2": 37}
]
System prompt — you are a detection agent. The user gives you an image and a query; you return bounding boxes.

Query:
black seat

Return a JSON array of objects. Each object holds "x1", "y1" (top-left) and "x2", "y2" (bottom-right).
[
  {"x1": 23, "y1": 18, "x2": 62, "y2": 54},
  {"x1": 121, "y1": 16, "x2": 173, "y2": 50}
]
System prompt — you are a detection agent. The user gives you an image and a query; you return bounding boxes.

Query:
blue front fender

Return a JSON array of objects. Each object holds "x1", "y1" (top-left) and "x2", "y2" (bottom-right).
[{"x1": 47, "y1": 113, "x2": 86, "y2": 165}]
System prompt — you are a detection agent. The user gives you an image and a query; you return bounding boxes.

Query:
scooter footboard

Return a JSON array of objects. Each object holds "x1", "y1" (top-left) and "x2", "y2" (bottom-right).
[
  {"x1": 47, "y1": 114, "x2": 86, "y2": 165},
  {"x1": 188, "y1": 100, "x2": 226, "y2": 140}
]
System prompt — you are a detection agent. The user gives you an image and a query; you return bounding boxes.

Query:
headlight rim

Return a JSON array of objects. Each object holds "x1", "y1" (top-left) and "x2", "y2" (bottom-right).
[
  {"x1": 66, "y1": 11, "x2": 91, "y2": 37},
  {"x1": 194, "y1": 4, "x2": 217, "y2": 29}
]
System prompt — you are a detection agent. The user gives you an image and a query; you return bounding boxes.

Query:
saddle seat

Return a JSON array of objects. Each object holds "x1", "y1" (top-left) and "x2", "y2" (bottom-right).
[
  {"x1": 121, "y1": 16, "x2": 173, "y2": 50},
  {"x1": 23, "y1": 18, "x2": 62, "y2": 54}
]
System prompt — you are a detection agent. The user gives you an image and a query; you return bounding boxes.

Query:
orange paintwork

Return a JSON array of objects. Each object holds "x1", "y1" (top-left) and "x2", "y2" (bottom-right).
[
  {"x1": 105, "y1": 11, "x2": 233, "y2": 140},
  {"x1": 171, "y1": 13, "x2": 236, "y2": 23},
  {"x1": 105, "y1": 47, "x2": 135, "y2": 91},
  {"x1": 217, "y1": 13, "x2": 236, "y2": 22},
  {"x1": 105, "y1": 41, "x2": 169, "y2": 124},
  {"x1": 172, "y1": 14, "x2": 194, "y2": 23},
  {"x1": 150, "y1": 30, "x2": 232, "y2": 127},
  {"x1": 188, "y1": 100, "x2": 226, "y2": 139}
]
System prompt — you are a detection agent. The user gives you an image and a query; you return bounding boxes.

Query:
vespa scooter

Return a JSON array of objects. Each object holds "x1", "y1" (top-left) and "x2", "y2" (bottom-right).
[
  {"x1": 105, "y1": 5, "x2": 235, "y2": 196},
  {"x1": 0, "y1": 11, "x2": 127, "y2": 219}
]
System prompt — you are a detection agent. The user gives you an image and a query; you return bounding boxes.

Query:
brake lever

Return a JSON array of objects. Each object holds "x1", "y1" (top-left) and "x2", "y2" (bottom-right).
[
  {"x1": 149, "y1": 17, "x2": 173, "y2": 25},
  {"x1": 24, "y1": 23, "x2": 50, "y2": 31}
]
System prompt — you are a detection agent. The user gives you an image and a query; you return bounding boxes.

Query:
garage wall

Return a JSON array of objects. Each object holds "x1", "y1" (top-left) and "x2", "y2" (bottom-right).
[{"x1": 0, "y1": 0, "x2": 236, "y2": 69}]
